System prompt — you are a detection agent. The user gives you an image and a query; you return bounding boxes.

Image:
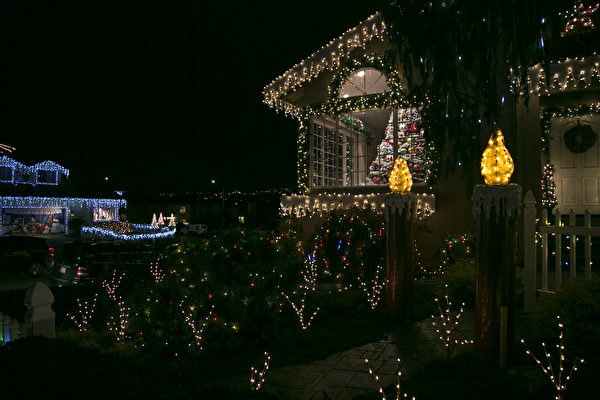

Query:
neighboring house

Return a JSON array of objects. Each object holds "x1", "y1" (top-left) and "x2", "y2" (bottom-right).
[
  {"x1": 0, "y1": 155, "x2": 126, "y2": 235},
  {"x1": 263, "y1": 11, "x2": 600, "y2": 258}
]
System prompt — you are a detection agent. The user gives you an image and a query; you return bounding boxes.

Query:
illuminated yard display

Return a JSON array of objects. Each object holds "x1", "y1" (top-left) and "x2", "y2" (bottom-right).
[
  {"x1": 0, "y1": 196, "x2": 126, "y2": 235},
  {"x1": 0, "y1": 156, "x2": 69, "y2": 186},
  {"x1": 480, "y1": 129, "x2": 514, "y2": 185}
]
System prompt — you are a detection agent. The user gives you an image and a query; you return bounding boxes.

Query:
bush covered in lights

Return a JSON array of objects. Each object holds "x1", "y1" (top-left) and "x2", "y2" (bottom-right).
[{"x1": 311, "y1": 209, "x2": 386, "y2": 289}]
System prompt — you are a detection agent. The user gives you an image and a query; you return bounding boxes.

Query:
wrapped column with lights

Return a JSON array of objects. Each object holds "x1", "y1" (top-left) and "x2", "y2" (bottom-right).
[
  {"x1": 385, "y1": 158, "x2": 417, "y2": 319},
  {"x1": 472, "y1": 128, "x2": 521, "y2": 366}
]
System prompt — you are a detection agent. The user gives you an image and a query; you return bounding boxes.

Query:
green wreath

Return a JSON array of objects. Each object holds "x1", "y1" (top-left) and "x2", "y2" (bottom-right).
[{"x1": 564, "y1": 124, "x2": 597, "y2": 153}]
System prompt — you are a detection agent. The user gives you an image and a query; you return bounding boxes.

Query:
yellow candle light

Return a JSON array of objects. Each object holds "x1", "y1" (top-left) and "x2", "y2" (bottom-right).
[
  {"x1": 389, "y1": 157, "x2": 412, "y2": 193},
  {"x1": 481, "y1": 129, "x2": 514, "y2": 185}
]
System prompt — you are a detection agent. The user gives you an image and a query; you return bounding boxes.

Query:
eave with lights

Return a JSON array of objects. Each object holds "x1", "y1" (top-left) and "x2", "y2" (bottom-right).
[{"x1": 0, "y1": 156, "x2": 126, "y2": 235}]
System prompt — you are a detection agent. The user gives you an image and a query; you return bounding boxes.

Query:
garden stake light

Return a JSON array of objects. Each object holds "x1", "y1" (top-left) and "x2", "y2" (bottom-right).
[
  {"x1": 250, "y1": 351, "x2": 271, "y2": 391},
  {"x1": 281, "y1": 291, "x2": 319, "y2": 330},
  {"x1": 521, "y1": 315, "x2": 584, "y2": 400},
  {"x1": 432, "y1": 284, "x2": 472, "y2": 359},
  {"x1": 102, "y1": 269, "x2": 125, "y2": 301},
  {"x1": 106, "y1": 297, "x2": 130, "y2": 341},
  {"x1": 66, "y1": 293, "x2": 98, "y2": 332},
  {"x1": 365, "y1": 358, "x2": 415, "y2": 400},
  {"x1": 180, "y1": 303, "x2": 214, "y2": 350}
]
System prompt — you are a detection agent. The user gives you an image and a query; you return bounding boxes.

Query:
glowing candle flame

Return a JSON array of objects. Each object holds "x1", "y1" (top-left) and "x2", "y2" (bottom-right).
[
  {"x1": 481, "y1": 129, "x2": 514, "y2": 185},
  {"x1": 389, "y1": 157, "x2": 412, "y2": 193}
]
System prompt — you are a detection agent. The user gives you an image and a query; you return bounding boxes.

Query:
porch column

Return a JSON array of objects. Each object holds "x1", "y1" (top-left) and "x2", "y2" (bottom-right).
[
  {"x1": 472, "y1": 184, "x2": 521, "y2": 366},
  {"x1": 385, "y1": 193, "x2": 417, "y2": 320}
]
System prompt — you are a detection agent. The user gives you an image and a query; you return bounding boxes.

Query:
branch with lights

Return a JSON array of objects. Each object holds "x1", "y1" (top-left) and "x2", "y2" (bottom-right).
[
  {"x1": 281, "y1": 291, "x2": 320, "y2": 330},
  {"x1": 106, "y1": 297, "x2": 130, "y2": 342},
  {"x1": 364, "y1": 357, "x2": 415, "y2": 400},
  {"x1": 250, "y1": 351, "x2": 271, "y2": 391},
  {"x1": 179, "y1": 302, "x2": 214, "y2": 350},
  {"x1": 66, "y1": 293, "x2": 98, "y2": 332},
  {"x1": 521, "y1": 315, "x2": 584, "y2": 400},
  {"x1": 431, "y1": 284, "x2": 473, "y2": 360},
  {"x1": 102, "y1": 270, "x2": 125, "y2": 301}
]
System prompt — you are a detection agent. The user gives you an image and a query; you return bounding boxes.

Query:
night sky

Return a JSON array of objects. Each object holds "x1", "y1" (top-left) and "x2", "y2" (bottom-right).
[{"x1": 2, "y1": 1, "x2": 381, "y2": 193}]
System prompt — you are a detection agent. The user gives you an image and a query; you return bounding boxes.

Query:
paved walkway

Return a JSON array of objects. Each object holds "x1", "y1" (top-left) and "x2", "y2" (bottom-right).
[{"x1": 261, "y1": 312, "x2": 475, "y2": 400}]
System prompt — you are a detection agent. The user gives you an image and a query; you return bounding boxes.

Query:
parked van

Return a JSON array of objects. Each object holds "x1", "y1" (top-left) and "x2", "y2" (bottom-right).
[{"x1": 178, "y1": 224, "x2": 207, "y2": 236}]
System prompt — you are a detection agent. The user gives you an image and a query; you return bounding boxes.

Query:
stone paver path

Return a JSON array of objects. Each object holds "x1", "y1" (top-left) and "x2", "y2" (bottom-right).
[{"x1": 262, "y1": 312, "x2": 474, "y2": 399}]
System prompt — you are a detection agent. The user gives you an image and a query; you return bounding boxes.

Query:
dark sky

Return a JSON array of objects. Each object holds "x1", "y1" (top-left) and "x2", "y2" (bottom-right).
[{"x1": 2, "y1": 1, "x2": 382, "y2": 193}]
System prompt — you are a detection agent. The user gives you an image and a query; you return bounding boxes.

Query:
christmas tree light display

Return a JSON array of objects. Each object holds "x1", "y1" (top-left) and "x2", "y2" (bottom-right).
[
  {"x1": 541, "y1": 163, "x2": 558, "y2": 211},
  {"x1": 179, "y1": 303, "x2": 214, "y2": 350},
  {"x1": 367, "y1": 108, "x2": 429, "y2": 186},
  {"x1": 481, "y1": 128, "x2": 514, "y2": 185},
  {"x1": 250, "y1": 352, "x2": 271, "y2": 391},
  {"x1": 66, "y1": 293, "x2": 98, "y2": 332},
  {"x1": 365, "y1": 357, "x2": 414, "y2": 400},
  {"x1": 521, "y1": 316, "x2": 584, "y2": 400},
  {"x1": 432, "y1": 284, "x2": 473, "y2": 359},
  {"x1": 560, "y1": 1, "x2": 599, "y2": 36},
  {"x1": 281, "y1": 291, "x2": 320, "y2": 330},
  {"x1": 102, "y1": 270, "x2": 125, "y2": 301},
  {"x1": 107, "y1": 297, "x2": 130, "y2": 341}
]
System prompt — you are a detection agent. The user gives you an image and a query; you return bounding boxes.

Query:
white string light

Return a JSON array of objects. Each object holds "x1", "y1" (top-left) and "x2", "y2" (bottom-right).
[
  {"x1": 106, "y1": 297, "x2": 130, "y2": 341},
  {"x1": 66, "y1": 293, "x2": 98, "y2": 332},
  {"x1": 179, "y1": 303, "x2": 214, "y2": 350},
  {"x1": 250, "y1": 351, "x2": 271, "y2": 391},
  {"x1": 521, "y1": 315, "x2": 584, "y2": 400},
  {"x1": 431, "y1": 284, "x2": 473, "y2": 359},
  {"x1": 365, "y1": 357, "x2": 415, "y2": 400},
  {"x1": 281, "y1": 291, "x2": 319, "y2": 330},
  {"x1": 102, "y1": 270, "x2": 125, "y2": 301}
]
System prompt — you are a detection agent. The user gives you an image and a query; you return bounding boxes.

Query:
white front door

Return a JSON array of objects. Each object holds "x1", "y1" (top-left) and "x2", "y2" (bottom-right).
[{"x1": 549, "y1": 115, "x2": 600, "y2": 214}]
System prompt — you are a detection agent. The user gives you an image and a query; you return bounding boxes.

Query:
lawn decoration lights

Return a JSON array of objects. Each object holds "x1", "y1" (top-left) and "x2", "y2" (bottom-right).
[
  {"x1": 102, "y1": 270, "x2": 125, "y2": 301},
  {"x1": 365, "y1": 358, "x2": 415, "y2": 400},
  {"x1": 521, "y1": 316, "x2": 584, "y2": 400},
  {"x1": 66, "y1": 293, "x2": 98, "y2": 332},
  {"x1": 481, "y1": 128, "x2": 514, "y2": 185},
  {"x1": 432, "y1": 284, "x2": 473, "y2": 359},
  {"x1": 179, "y1": 302, "x2": 214, "y2": 350},
  {"x1": 357, "y1": 264, "x2": 386, "y2": 309},
  {"x1": 389, "y1": 157, "x2": 412, "y2": 194},
  {"x1": 107, "y1": 297, "x2": 130, "y2": 341},
  {"x1": 250, "y1": 352, "x2": 271, "y2": 391}
]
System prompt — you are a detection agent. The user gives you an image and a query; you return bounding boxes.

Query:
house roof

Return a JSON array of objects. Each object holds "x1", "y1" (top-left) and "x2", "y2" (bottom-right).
[{"x1": 262, "y1": 12, "x2": 388, "y2": 118}]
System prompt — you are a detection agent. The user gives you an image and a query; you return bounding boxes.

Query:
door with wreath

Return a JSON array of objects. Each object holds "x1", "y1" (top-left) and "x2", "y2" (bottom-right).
[{"x1": 549, "y1": 114, "x2": 600, "y2": 214}]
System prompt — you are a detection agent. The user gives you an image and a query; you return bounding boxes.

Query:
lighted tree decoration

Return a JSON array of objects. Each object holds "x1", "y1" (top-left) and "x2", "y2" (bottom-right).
[
  {"x1": 66, "y1": 293, "x2": 98, "y2": 332},
  {"x1": 364, "y1": 358, "x2": 415, "y2": 400},
  {"x1": 281, "y1": 291, "x2": 320, "y2": 330},
  {"x1": 107, "y1": 297, "x2": 130, "y2": 342},
  {"x1": 102, "y1": 270, "x2": 125, "y2": 301},
  {"x1": 481, "y1": 129, "x2": 514, "y2": 185},
  {"x1": 560, "y1": 1, "x2": 599, "y2": 36},
  {"x1": 432, "y1": 284, "x2": 473, "y2": 360},
  {"x1": 357, "y1": 264, "x2": 386, "y2": 309},
  {"x1": 389, "y1": 156, "x2": 413, "y2": 193},
  {"x1": 157, "y1": 212, "x2": 165, "y2": 227},
  {"x1": 150, "y1": 213, "x2": 158, "y2": 228},
  {"x1": 303, "y1": 252, "x2": 318, "y2": 291},
  {"x1": 521, "y1": 316, "x2": 584, "y2": 400},
  {"x1": 150, "y1": 261, "x2": 166, "y2": 284},
  {"x1": 541, "y1": 163, "x2": 558, "y2": 211},
  {"x1": 250, "y1": 351, "x2": 271, "y2": 391},
  {"x1": 179, "y1": 302, "x2": 214, "y2": 350}
]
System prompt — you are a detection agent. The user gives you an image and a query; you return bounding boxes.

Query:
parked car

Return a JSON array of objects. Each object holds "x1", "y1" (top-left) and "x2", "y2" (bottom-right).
[
  {"x1": 178, "y1": 223, "x2": 208, "y2": 236},
  {"x1": 51, "y1": 240, "x2": 159, "y2": 285},
  {"x1": 0, "y1": 235, "x2": 54, "y2": 277}
]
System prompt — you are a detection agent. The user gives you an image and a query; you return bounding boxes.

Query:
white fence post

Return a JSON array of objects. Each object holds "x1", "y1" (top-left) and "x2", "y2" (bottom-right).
[
  {"x1": 585, "y1": 210, "x2": 592, "y2": 278},
  {"x1": 523, "y1": 190, "x2": 537, "y2": 312},
  {"x1": 541, "y1": 209, "x2": 548, "y2": 291},
  {"x1": 555, "y1": 209, "x2": 562, "y2": 290},
  {"x1": 569, "y1": 209, "x2": 576, "y2": 282},
  {"x1": 24, "y1": 282, "x2": 55, "y2": 339}
]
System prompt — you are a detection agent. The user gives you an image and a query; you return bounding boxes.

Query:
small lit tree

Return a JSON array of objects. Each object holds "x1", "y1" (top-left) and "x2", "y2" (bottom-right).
[
  {"x1": 250, "y1": 352, "x2": 271, "y2": 391},
  {"x1": 365, "y1": 357, "x2": 415, "y2": 400},
  {"x1": 521, "y1": 315, "x2": 584, "y2": 400},
  {"x1": 432, "y1": 284, "x2": 473, "y2": 359}
]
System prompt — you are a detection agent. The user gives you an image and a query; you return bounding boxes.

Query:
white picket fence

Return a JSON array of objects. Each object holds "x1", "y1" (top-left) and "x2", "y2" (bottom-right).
[
  {"x1": 0, "y1": 282, "x2": 55, "y2": 344},
  {"x1": 0, "y1": 312, "x2": 25, "y2": 344},
  {"x1": 523, "y1": 190, "x2": 598, "y2": 311}
]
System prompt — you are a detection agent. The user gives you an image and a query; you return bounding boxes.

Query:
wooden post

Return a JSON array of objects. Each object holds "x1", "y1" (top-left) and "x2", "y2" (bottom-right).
[
  {"x1": 585, "y1": 209, "x2": 592, "y2": 278},
  {"x1": 555, "y1": 209, "x2": 562, "y2": 290},
  {"x1": 472, "y1": 184, "x2": 521, "y2": 365},
  {"x1": 569, "y1": 209, "x2": 576, "y2": 282},
  {"x1": 523, "y1": 190, "x2": 536, "y2": 312},
  {"x1": 385, "y1": 193, "x2": 417, "y2": 320}
]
